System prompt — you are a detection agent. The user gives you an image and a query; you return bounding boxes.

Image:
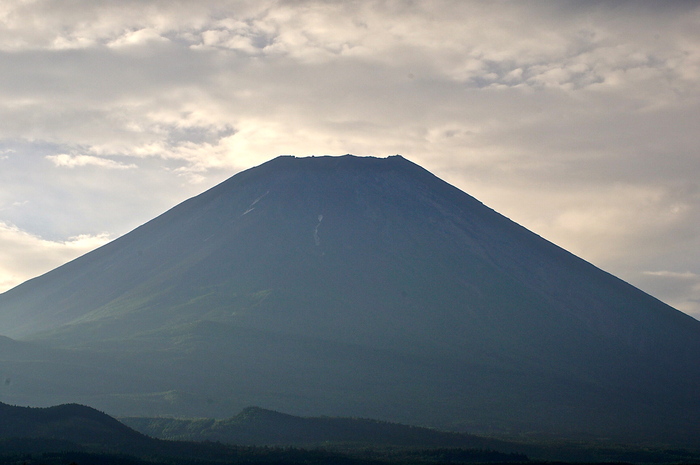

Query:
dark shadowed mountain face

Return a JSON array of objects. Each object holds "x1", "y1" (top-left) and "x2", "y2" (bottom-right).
[{"x1": 0, "y1": 155, "x2": 699, "y2": 445}]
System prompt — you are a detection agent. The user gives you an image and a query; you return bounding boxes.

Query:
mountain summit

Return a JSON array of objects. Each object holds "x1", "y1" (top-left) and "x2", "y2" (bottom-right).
[{"x1": 0, "y1": 155, "x2": 698, "y2": 444}]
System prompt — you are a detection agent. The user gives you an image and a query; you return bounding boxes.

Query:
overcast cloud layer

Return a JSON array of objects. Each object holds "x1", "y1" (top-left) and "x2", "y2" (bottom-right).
[{"x1": 1, "y1": 0, "x2": 699, "y2": 318}]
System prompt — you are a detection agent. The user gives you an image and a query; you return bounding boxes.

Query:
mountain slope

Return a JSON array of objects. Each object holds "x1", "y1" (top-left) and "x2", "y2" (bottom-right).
[{"x1": 0, "y1": 155, "x2": 698, "y2": 444}]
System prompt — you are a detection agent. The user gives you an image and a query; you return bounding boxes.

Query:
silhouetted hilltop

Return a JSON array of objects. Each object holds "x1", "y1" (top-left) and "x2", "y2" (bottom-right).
[{"x1": 0, "y1": 402, "x2": 150, "y2": 450}]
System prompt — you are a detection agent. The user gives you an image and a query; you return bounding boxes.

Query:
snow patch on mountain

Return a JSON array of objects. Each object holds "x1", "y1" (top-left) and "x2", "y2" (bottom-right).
[{"x1": 314, "y1": 214, "x2": 323, "y2": 246}]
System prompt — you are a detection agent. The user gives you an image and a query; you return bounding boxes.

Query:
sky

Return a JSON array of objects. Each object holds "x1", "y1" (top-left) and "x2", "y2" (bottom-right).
[{"x1": 0, "y1": 0, "x2": 699, "y2": 319}]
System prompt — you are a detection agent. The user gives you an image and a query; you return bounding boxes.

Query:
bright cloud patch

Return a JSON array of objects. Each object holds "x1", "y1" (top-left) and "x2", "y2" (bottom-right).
[
  {"x1": 107, "y1": 28, "x2": 169, "y2": 49},
  {"x1": 0, "y1": 221, "x2": 111, "y2": 293},
  {"x1": 46, "y1": 154, "x2": 137, "y2": 169},
  {"x1": 644, "y1": 271, "x2": 700, "y2": 280},
  {"x1": 640, "y1": 271, "x2": 700, "y2": 319}
]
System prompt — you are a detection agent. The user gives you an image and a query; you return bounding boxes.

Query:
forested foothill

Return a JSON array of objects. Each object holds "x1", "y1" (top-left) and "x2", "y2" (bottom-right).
[{"x1": 1, "y1": 402, "x2": 699, "y2": 464}]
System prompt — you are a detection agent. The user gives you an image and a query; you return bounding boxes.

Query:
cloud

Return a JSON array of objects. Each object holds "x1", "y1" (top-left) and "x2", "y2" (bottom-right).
[
  {"x1": 0, "y1": 221, "x2": 111, "y2": 293},
  {"x1": 643, "y1": 271, "x2": 699, "y2": 280},
  {"x1": 638, "y1": 270, "x2": 700, "y2": 319},
  {"x1": 46, "y1": 154, "x2": 138, "y2": 169},
  {"x1": 106, "y1": 28, "x2": 170, "y2": 50}
]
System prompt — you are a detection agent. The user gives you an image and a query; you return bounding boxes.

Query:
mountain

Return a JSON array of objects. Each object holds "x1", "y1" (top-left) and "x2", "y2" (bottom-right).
[{"x1": 1, "y1": 155, "x2": 699, "y2": 445}]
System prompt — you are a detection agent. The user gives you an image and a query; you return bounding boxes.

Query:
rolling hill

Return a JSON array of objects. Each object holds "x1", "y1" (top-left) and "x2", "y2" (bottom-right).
[{"x1": 0, "y1": 401, "x2": 148, "y2": 448}]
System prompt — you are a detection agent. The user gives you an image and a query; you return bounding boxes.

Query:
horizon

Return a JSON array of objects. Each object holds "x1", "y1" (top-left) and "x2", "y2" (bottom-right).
[{"x1": 0, "y1": 1, "x2": 698, "y2": 319}]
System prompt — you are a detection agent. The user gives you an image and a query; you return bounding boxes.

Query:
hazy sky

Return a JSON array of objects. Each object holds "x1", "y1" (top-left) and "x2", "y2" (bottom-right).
[{"x1": 1, "y1": 0, "x2": 699, "y2": 319}]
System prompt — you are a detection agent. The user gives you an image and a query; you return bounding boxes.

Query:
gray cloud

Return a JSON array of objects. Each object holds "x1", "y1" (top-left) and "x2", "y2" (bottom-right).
[{"x1": 0, "y1": 0, "x2": 699, "y2": 318}]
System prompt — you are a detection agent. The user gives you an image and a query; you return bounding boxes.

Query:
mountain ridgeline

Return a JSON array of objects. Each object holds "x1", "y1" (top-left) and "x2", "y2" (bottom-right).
[{"x1": 0, "y1": 155, "x2": 699, "y2": 445}]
